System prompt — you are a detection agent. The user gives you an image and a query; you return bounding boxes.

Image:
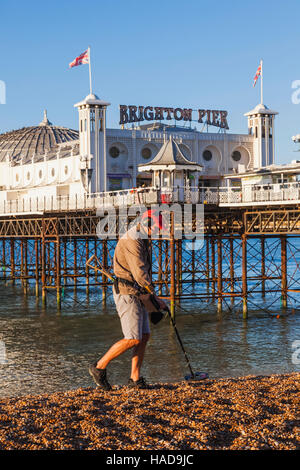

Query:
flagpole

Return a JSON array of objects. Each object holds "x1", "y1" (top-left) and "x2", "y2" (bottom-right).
[
  {"x1": 260, "y1": 59, "x2": 263, "y2": 104},
  {"x1": 88, "y1": 46, "x2": 93, "y2": 95}
]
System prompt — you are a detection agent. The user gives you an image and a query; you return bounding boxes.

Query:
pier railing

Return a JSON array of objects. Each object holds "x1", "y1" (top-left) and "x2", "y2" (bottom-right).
[{"x1": 1, "y1": 182, "x2": 300, "y2": 215}]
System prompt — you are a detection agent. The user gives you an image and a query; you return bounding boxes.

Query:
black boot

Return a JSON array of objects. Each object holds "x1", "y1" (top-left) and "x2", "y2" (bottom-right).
[
  {"x1": 89, "y1": 363, "x2": 112, "y2": 391},
  {"x1": 128, "y1": 376, "x2": 149, "y2": 389}
]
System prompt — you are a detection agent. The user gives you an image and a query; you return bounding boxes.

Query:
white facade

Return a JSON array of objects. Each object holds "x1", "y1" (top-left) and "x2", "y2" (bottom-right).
[{"x1": 0, "y1": 94, "x2": 279, "y2": 209}]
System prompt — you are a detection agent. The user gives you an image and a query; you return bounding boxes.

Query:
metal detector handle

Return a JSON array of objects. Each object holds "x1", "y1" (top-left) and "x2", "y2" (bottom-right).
[{"x1": 86, "y1": 254, "x2": 115, "y2": 282}]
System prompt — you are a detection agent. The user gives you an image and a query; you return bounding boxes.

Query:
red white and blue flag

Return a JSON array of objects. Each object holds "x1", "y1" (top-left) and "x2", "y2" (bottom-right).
[
  {"x1": 69, "y1": 50, "x2": 89, "y2": 68},
  {"x1": 253, "y1": 63, "x2": 262, "y2": 87}
]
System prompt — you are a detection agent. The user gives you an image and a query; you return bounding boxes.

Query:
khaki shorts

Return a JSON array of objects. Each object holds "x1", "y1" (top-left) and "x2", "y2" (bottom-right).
[{"x1": 113, "y1": 288, "x2": 150, "y2": 340}]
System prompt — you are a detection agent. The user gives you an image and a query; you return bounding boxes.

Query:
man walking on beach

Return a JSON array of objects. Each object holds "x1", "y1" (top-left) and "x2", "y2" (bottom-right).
[{"x1": 89, "y1": 209, "x2": 167, "y2": 390}]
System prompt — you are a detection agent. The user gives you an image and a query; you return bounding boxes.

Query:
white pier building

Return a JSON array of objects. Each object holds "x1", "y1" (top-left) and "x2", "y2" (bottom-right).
[{"x1": 0, "y1": 91, "x2": 299, "y2": 214}]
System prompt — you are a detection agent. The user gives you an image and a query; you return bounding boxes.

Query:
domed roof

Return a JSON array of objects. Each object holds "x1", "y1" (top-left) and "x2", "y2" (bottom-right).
[{"x1": 0, "y1": 110, "x2": 79, "y2": 163}]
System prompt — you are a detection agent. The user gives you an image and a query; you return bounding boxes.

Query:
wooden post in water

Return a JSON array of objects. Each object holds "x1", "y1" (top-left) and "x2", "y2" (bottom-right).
[
  {"x1": 242, "y1": 234, "x2": 248, "y2": 319},
  {"x1": 281, "y1": 235, "x2": 287, "y2": 309}
]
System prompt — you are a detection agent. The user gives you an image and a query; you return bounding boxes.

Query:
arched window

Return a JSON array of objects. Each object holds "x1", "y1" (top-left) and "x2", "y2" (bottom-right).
[
  {"x1": 203, "y1": 150, "x2": 212, "y2": 161},
  {"x1": 109, "y1": 146, "x2": 120, "y2": 158},
  {"x1": 141, "y1": 147, "x2": 152, "y2": 160},
  {"x1": 232, "y1": 151, "x2": 241, "y2": 162}
]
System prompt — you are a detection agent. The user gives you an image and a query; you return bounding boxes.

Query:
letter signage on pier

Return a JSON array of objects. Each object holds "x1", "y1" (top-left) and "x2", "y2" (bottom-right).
[{"x1": 119, "y1": 104, "x2": 229, "y2": 129}]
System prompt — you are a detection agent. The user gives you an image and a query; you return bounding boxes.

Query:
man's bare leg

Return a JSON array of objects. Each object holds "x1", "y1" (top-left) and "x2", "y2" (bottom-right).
[
  {"x1": 130, "y1": 333, "x2": 150, "y2": 382},
  {"x1": 96, "y1": 338, "x2": 140, "y2": 370}
]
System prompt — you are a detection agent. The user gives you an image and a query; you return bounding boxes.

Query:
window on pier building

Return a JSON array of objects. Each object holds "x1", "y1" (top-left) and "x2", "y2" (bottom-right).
[
  {"x1": 232, "y1": 151, "x2": 241, "y2": 162},
  {"x1": 203, "y1": 150, "x2": 212, "y2": 161},
  {"x1": 90, "y1": 110, "x2": 95, "y2": 132}
]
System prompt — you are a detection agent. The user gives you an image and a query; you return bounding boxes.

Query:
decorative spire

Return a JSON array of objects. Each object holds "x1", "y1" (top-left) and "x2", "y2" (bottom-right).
[{"x1": 39, "y1": 109, "x2": 52, "y2": 126}]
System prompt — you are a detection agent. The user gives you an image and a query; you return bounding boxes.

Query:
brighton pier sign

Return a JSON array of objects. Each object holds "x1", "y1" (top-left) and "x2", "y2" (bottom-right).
[{"x1": 119, "y1": 104, "x2": 229, "y2": 129}]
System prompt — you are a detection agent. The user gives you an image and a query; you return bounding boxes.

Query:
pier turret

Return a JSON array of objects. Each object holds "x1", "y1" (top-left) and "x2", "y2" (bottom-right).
[
  {"x1": 74, "y1": 94, "x2": 110, "y2": 193},
  {"x1": 244, "y1": 104, "x2": 278, "y2": 169}
]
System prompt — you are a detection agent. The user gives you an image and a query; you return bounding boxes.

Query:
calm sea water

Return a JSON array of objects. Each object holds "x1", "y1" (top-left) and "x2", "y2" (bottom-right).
[{"x1": 0, "y1": 281, "x2": 299, "y2": 398}]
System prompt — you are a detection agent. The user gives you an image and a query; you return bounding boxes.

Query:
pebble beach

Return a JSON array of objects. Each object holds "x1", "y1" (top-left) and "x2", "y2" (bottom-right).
[{"x1": 0, "y1": 372, "x2": 299, "y2": 450}]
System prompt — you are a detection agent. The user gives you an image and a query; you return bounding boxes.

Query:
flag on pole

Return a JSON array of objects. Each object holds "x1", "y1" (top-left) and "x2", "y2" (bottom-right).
[
  {"x1": 253, "y1": 63, "x2": 262, "y2": 87},
  {"x1": 69, "y1": 50, "x2": 89, "y2": 68}
]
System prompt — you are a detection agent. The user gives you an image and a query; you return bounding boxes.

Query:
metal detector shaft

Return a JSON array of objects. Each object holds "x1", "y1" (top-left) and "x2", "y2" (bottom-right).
[{"x1": 165, "y1": 307, "x2": 195, "y2": 378}]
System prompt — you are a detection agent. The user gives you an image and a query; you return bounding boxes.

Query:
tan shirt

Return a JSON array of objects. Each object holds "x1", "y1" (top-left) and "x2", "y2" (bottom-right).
[{"x1": 113, "y1": 225, "x2": 153, "y2": 295}]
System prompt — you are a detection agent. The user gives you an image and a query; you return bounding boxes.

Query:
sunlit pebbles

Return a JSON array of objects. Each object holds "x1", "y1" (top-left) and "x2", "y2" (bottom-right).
[{"x1": 0, "y1": 373, "x2": 299, "y2": 450}]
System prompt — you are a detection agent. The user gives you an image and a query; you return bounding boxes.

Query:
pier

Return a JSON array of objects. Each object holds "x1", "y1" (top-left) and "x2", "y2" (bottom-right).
[{"x1": 0, "y1": 185, "x2": 300, "y2": 319}]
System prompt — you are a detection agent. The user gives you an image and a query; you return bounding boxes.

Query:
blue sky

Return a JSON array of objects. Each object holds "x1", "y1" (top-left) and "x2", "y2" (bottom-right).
[{"x1": 1, "y1": 0, "x2": 300, "y2": 163}]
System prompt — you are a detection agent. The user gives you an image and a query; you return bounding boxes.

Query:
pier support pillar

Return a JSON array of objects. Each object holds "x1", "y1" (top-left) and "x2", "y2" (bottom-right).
[
  {"x1": 281, "y1": 236, "x2": 287, "y2": 309},
  {"x1": 242, "y1": 234, "x2": 248, "y2": 319},
  {"x1": 211, "y1": 236, "x2": 215, "y2": 301},
  {"x1": 158, "y1": 240, "x2": 162, "y2": 295},
  {"x1": 261, "y1": 237, "x2": 265, "y2": 298},
  {"x1": 170, "y1": 212, "x2": 176, "y2": 320},
  {"x1": 41, "y1": 236, "x2": 47, "y2": 306},
  {"x1": 10, "y1": 239, "x2": 15, "y2": 285},
  {"x1": 206, "y1": 236, "x2": 210, "y2": 294},
  {"x1": 35, "y1": 239, "x2": 39, "y2": 298},
  {"x1": 217, "y1": 235, "x2": 222, "y2": 313},
  {"x1": 56, "y1": 237, "x2": 61, "y2": 310},
  {"x1": 102, "y1": 240, "x2": 107, "y2": 306},
  {"x1": 230, "y1": 237, "x2": 234, "y2": 307},
  {"x1": 85, "y1": 239, "x2": 90, "y2": 297}
]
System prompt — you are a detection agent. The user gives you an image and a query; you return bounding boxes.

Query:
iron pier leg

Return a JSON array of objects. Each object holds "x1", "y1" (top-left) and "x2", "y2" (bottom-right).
[
  {"x1": 242, "y1": 234, "x2": 248, "y2": 319},
  {"x1": 281, "y1": 235, "x2": 287, "y2": 309},
  {"x1": 170, "y1": 212, "x2": 176, "y2": 320},
  {"x1": 230, "y1": 237, "x2": 234, "y2": 307},
  {"x1": 217, "y1": 235, "x2": 222, "y2": 314},
  {"x1": 261, "y1": 237, "x2": 265, "y2": 299},
  {"x1": 211, "y1": 236, "x2": 215, "y2": 302},
  {"x1": 35, "y1": 239, "x2": 39, "y2": 298}
]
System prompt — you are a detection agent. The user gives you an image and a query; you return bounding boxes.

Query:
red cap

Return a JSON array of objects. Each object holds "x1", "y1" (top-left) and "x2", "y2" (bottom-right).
[{"x1": 141, "y1": 209, "x2": 163, "y2": 229}]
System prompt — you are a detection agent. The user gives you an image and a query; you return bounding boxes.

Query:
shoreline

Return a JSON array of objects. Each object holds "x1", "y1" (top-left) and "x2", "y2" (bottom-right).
[{"x1": 0, "y1": 372, "x2": 299, "y2": 450}]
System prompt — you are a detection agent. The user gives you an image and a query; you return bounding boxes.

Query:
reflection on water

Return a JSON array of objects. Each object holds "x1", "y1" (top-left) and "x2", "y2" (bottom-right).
[{"x1": 0, "y1": 284, "x2": 299, "y2": 398}]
